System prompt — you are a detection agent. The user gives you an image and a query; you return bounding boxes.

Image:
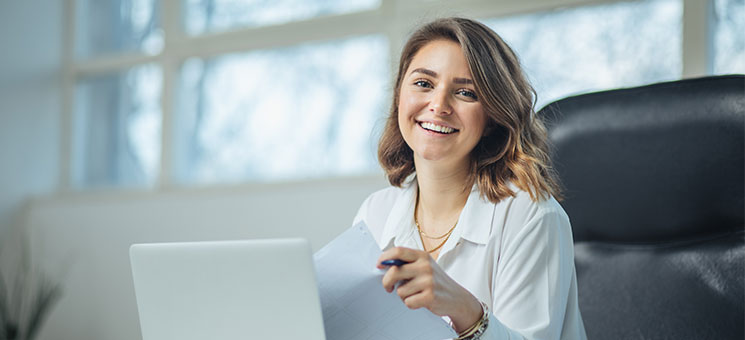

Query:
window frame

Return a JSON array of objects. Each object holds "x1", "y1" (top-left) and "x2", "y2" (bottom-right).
[{"x1": 60, "y1": 0, "x2": 715, "y2": 192}]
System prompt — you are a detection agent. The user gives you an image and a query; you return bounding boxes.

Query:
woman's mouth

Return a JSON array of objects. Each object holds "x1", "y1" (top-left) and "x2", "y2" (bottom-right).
[{"x1": 418, "y1": 121, "x2": 458, "y2": 134}]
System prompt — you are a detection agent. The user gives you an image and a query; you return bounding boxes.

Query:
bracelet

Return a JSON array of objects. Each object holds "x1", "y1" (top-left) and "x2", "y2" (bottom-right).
[{"x1": 455, "y1": 301, "x2": 489, "y2": 340}]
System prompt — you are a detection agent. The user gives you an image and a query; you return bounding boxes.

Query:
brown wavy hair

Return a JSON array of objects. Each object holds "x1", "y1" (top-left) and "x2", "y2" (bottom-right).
[{"x1": 378, "y1": 17, "x2": 562, "y2": 203}]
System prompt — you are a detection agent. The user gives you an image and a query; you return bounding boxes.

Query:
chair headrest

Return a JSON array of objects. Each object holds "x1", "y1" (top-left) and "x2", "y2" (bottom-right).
[{"x1": 540, "y1": 75, "x2": 745, "y2": 243}]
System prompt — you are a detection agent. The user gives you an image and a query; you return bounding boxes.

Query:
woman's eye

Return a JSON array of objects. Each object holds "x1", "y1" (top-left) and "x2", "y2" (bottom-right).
[
  {"x1": 458, "y1": 89, "x2": 478, "y2": 100},
  {"x1": 414, "y1": 80, "x2": 433, "y2": 88}
]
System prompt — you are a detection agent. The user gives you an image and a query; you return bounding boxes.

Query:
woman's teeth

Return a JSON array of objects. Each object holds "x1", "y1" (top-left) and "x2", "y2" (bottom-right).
[{"x1": 420, "y1": 122, "x2": 456, "y2": 134}]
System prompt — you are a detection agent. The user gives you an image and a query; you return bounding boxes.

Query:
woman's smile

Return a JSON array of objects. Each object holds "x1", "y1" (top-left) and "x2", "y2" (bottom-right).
[{"x1": 417, "y1": 120, "x2": 459, "y2": 135}]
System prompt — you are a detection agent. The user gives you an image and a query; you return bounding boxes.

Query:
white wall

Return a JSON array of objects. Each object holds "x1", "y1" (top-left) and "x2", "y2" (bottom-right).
[{"x1": 28, "y1": 176, "x2": 388, "y2": 340}]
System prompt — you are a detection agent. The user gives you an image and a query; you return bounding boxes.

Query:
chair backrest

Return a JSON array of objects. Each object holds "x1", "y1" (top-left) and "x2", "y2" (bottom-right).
[{"x1": 540, "y1": 75, "x2": 745, "y2": 339}]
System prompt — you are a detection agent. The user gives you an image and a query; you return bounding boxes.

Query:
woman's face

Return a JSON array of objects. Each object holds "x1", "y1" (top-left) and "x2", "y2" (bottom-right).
[{"x1": 398, "y1": 39, "x2": 486, "y2": 168}]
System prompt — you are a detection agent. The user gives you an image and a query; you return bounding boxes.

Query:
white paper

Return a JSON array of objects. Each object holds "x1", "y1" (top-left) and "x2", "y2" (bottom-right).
[{"x1": 314, "y1": 222, "x2": 458, "y2": 340}]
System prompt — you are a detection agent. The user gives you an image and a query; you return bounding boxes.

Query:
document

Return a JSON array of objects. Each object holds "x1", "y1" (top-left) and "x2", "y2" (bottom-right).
[{"x1": 314, "y1": 222, "x2": 458, "y2": 340}]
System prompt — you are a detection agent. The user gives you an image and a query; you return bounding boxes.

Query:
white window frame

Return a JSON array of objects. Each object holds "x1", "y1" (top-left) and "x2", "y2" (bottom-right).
[{"x1": 59, "y1": 0, "x2": 714, "y2": 192}]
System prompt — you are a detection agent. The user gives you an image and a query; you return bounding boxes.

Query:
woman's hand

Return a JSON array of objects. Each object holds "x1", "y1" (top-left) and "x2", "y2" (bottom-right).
[{"x1": 377, "y1": 246, "x2": 483, "y2": 333}]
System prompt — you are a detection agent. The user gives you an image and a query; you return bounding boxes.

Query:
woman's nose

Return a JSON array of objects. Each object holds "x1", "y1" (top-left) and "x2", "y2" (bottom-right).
[{"x1": 429, "y1": 89, "x2": 452, "y2": 115}]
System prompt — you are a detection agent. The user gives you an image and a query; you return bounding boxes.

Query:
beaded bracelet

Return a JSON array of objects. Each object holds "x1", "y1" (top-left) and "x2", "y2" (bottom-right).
[{"x1": 455, "y1": 301, "x2": 489, "y2": 340}]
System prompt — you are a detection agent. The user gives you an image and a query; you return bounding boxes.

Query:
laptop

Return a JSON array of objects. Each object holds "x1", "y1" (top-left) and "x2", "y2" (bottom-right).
[{"x1": 129, "y1": 238, "x2": 326, "y2": 340}]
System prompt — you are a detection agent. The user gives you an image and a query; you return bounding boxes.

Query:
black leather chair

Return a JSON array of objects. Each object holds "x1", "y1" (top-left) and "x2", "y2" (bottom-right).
[{"x1": 540, "y1": 75, "x2": 745, "y2": 339}]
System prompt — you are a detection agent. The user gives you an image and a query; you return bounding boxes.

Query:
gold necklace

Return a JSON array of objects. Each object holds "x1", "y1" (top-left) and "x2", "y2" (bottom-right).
[{"x1": 415, "y1": 192, "x2": 458, "y2": 253}]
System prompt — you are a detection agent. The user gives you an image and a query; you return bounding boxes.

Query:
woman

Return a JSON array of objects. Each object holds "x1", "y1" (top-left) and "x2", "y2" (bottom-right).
[{"x1": 353, "y1": 18, "x2": 587, "y2": 339}]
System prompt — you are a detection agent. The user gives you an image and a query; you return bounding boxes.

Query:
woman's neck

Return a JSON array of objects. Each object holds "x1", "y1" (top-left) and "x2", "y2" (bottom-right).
[{"x1": 414, "y1": 156, "x2": 472, "y2": 224}]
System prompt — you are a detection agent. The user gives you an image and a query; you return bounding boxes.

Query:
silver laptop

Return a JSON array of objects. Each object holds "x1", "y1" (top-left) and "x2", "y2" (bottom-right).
[{"x1": 130, "y1": 238, "x2": 326, "y2": 340}]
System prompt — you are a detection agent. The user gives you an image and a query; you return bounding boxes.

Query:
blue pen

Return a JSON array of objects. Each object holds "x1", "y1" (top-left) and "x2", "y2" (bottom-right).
[{"x1": 380, "y1": 259, "x2": 409, "y2": 267}]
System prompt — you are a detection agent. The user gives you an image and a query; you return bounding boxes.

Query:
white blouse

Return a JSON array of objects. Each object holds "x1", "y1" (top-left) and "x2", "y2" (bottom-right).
[{"x1": 353, "y1": 180, "x2": 587, "y2": 340}]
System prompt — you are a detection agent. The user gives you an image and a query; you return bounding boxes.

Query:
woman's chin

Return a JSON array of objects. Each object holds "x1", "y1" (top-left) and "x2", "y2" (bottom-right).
[
  {"x1": 414, "y1": 149, "x2": 448, "y2": 162},
  {"x1": 414, "y1": 150, "x2": 469, "y2": 167}
]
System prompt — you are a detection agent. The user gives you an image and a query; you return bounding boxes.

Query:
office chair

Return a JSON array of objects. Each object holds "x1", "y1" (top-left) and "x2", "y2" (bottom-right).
[{"x1": 540, "y1": 75, "x2": 745, "y2": 339}]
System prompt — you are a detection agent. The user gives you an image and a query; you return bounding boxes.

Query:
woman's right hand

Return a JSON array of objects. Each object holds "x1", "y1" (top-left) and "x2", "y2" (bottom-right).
[{"x1": 377, "y1": 246, "x2": 483, "y2": 333}]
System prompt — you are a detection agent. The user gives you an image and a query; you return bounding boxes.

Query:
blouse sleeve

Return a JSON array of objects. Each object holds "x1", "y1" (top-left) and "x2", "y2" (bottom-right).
[{"x1": 477, "y1": 209, "x2": 577, "y2": 340}]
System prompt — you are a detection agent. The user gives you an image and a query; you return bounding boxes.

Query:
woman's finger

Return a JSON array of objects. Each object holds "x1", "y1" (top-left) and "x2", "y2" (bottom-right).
[
  {"x1": 401, "y1": 287, "x2": 435, "y2": 310},
  {"x1": 381, "y1": 264, "x2": 416, "y2": 292},
  {"x1": 395, "y1": 275, "x2": 429, "y2": 301}
]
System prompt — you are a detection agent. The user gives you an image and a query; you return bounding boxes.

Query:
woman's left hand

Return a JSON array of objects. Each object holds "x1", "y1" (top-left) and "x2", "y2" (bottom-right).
[{"x1": 377, "y1": 246, "x2": 483, "y2": 333}]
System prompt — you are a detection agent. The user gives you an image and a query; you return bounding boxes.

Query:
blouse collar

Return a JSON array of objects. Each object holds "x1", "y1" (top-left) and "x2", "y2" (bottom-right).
[{"x1": 378, "y1": 178, "x2": 496, "y2": 254}]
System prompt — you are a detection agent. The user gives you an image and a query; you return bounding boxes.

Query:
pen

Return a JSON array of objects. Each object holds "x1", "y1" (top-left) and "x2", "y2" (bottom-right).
[{"x1": 380, "y1": 259, "x2": 409, "y2": 267}]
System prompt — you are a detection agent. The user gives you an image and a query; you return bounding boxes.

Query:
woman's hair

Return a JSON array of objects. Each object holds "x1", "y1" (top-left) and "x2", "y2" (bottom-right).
[{"x1": 378, "y1": 17, "x2": 562, "y2": 203}]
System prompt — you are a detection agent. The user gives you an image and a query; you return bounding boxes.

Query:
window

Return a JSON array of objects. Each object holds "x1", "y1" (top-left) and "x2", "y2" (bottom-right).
[
  {"x1": 174, "y1": 35, "x2": 388, "y2": 184},
  {"x1": 184, "y1": 0, "x2": 381, "y2": 35},
  {"x1": 712, "y1": 0, "x2": 745, "y2": 74},
  {"x1": 66, "y1": 0, "x2": 744, "y2": 190},
  {"x1": 73, "y1": 64, "x2": 162, "y2": 187},
  {"x1": 70, "y1": 0, "x2": 388, "y2": 189},
  {"x1": 75, "y1": 0, "x2": 163, "y2": 59},
  {"x1": 486, "y1": 0, "x2": 682, "y2": 109}
]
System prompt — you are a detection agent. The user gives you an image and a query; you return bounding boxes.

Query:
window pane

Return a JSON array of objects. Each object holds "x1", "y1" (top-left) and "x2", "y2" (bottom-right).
[
  {"x1": 485, "y1": 0, "x2": 682, "y2": 109},
  {"x1": 184, "y1": 0, "x2": 380, "y2": 35},
  {"x1": 175, "y1": 35, "x2": 388, "y2": 184},
  {"x1": 73, "y1": 64, "x2": 162, "y2": 188},
  {"x1": 712, "y1": 0, "x2": 745, "y2": 74},
  {"x1": 76, "y1": 0, "x2": 164, "y2": 59}
]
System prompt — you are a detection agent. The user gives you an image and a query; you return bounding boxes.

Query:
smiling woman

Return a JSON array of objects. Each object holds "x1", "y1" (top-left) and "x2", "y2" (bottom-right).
[
  {"x1": 356, "y1": 17, "x2": 587, "y2": 339},
  {"x1": 379, "y1": 19, "x2": 561, "y2": 204}
]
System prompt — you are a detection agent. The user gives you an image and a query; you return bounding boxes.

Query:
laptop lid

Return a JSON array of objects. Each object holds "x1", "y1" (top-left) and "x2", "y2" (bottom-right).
[{"x1": 130, "y1": 238, "x2": 326, "y2": 340}]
